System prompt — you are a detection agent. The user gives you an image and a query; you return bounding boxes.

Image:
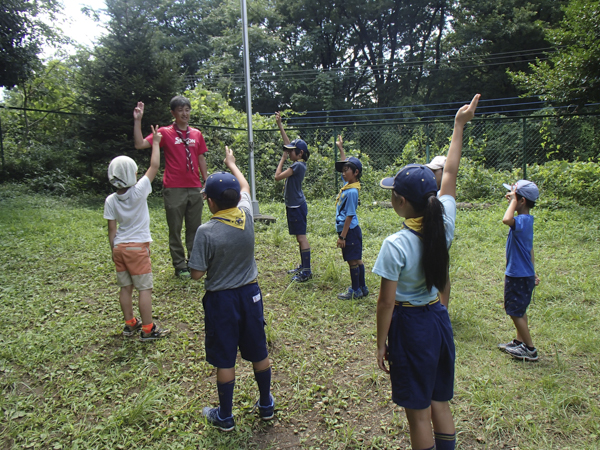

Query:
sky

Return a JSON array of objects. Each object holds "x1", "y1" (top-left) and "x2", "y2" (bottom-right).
[{"x1": 46, "y1": 0, "x2": 107, "y2": 55}]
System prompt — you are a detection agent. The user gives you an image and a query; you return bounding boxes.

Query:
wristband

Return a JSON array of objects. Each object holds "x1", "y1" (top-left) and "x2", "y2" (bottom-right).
[{"x1": 339, "y1": 235, "x2": 346, "y2": 240}]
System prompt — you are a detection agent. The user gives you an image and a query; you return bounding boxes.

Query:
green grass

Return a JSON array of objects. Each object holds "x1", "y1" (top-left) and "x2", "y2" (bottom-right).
[{"x1": 0, "y1": 185, "x2": 599, "y2": 449}]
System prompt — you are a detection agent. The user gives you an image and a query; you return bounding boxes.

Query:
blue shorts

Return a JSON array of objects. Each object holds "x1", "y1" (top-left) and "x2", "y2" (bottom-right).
[
  {"x1": 387, "y1": 300, "x2": 455, "y2": 410},
  {"x1": 202, "y1": 282, "x2": 268, "y2": 368},
  {"x1": 504, "y1": 275, "x2": 536, "y2": 317},
  {"x1": 286, "y1": 202, "x2": 308, "y2": 235},
  {"x1": 339, "y1": 226, "x2": 362, "y2": 261}
]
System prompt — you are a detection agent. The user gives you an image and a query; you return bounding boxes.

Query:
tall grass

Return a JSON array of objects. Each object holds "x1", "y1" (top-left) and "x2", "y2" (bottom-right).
[{"x1": 0, "y1": 184, "x2": 599, "y2": 449}]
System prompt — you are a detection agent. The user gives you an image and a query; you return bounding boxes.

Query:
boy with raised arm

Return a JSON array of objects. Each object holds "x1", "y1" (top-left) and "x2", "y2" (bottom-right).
[{"x1": 189, "y1": 147, "x2": 274, "y2": 431}]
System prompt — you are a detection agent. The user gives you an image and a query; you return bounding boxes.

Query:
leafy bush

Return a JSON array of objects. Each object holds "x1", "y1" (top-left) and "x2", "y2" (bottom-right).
[{"x1": 529, "y1": 161, "x2": 600, "y2": 206}]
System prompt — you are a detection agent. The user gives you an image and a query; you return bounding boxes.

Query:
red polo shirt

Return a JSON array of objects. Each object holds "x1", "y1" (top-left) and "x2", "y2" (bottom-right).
[{"x1": 145, "y1": 124, "x2": 208, "y2": 188}]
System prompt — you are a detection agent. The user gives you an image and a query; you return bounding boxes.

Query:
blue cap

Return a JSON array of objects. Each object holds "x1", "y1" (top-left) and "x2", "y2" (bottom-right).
[
  {"x1": 503, "y1": 180, "x2": 539, "y2": 202},
  {"x1": 283, "y1": 139, "x2": 308, "y2": 154},
  {"x1": 204, "y1": 172, "x2": 241, "y2": 201},
  {"x1": 335, "y1": 156, "x2": 363, "y2": 174},
  {"x1": 380, "y1": 164, "x2": 438, "y2": 206}
]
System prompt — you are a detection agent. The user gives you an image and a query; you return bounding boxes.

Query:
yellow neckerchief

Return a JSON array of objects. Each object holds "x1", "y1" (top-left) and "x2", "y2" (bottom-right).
[
  {"x1": 335, "y1": 182, "x2": 361, "y2": 206},
  {"x1": 212, "y1": 207, "x2": 246, "y2": 230},
  {"x1": 402, "y1": 217, "x2": 424, "y2": 238}
]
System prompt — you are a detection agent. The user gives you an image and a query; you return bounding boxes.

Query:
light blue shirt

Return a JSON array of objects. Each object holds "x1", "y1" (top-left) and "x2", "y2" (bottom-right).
[{"x1": 372, "y1": 195, "x2": 456, "y2": 306}]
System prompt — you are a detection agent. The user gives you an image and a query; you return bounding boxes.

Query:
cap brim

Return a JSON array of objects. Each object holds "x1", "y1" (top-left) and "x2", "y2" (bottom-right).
[
  {"x1": 283, "y1": 144, "x2": 296, "y2": 150},
  {"x1": 502, "y1": 183, "x2": 512, "y2": 191},
  {"x1": 380, "y1": 177, "x2": 395, "y2": 189},
  {"x1": 335, "y1": 161, "x2": 346, "y2": 172}
]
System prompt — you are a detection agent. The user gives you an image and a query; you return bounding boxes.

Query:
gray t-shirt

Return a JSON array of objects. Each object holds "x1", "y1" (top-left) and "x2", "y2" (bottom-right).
[
  {"x1": 188, "y1": 191, "x2": 258, "y2": 291},
  {"x1": 284, "y1": 161, "x2": 307, "y2": 207}
]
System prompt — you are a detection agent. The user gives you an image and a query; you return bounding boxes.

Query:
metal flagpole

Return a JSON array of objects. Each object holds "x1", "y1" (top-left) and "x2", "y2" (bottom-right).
[{"x1": 240, "y1": 0, "x2": 258, "y2": 215}]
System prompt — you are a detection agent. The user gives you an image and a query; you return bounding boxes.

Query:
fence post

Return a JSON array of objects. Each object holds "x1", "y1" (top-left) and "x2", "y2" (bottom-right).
[
  {"x1": 334, "y1": 127, "x2": 339, "y2": 192},
  {"x1": 522, "y1": 117, "x2": 527, "y2": 179},
  {"x1": 425, "y1": 123, "x2": 430, "y2": 163}
]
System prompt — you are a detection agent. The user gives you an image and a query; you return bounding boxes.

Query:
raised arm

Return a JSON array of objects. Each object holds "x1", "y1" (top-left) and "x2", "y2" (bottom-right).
[
  {"x1": 336, "y1": 135, "x2": 346, "y2": 161},
  {"x1": 274, "y1": 151, "x2": 294, "y2": 181},
  {"x1": 144, "y1": 125, "x2": 161, "y2": 182},
  {"x1": 439, "y1": 94, "x2": 480, "y2": 199},
  {"x1": 275, "y1": 111, "x2": 291, "y2": 145},
  {"x1": 133, "y1": 102, "x2": 151, "y2": 149},
  {"x1": 224, "y1": 146, "x2": 250, "y2": 195},
  {"x1": 502, "y1": 191, "x2": 517, "y2": 227}
]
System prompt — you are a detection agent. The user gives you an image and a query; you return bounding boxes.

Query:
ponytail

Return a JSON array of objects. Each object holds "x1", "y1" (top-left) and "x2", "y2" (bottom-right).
[{"x1": 420, "y1": 194, "x2": 448, "y2": 292}]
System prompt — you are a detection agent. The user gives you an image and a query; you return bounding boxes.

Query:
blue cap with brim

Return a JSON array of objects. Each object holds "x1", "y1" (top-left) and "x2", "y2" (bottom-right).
[
  {"x1": 380, "y1": 164, "x2": 438, "y2": 206},
  {"x1": 335, "y1": 156, "x2": 363, "y2": 174},
  {"x1": 205, "y1": 172, "x2": 241, "y2": 201},
  {"x1": 503, "y1": 179, "x2": 539, "y2": 202},
  {"x1": 283, "y1": 139, "x2": 308, "y2": 153}
]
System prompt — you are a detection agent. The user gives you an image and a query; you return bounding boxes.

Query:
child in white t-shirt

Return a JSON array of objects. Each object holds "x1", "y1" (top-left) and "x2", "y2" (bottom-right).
[{"x1": 104, "y1": 125, "x2": 170, "y2": 341}]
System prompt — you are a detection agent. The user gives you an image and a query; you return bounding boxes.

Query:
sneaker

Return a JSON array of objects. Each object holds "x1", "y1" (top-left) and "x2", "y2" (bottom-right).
[
  {"x1": 361, "y1": 286, "x2": 370, "y2": 297},
  {"x1": 122, "y1": 318, "x2": 142, "y2": 336},
  {"x1": 505, "y1": 343, "x2": 538, "y2": 361},
  {"x1": 337, "y1": 287, "x2": 363, "y2": 300},
  {"x1": 254, "y1": 394, "x2": 275, "y2": 421},
  {"x1": 175, "y1": 268, "x2": 191, "y2": 278},
  {"x1": 291, "y1": 271, "x2": 312, "y2": 282},
  {"x1": 140, "y1": 324, "x2": 171, "y2": 341},
  {"x1": 498, "y1": 339, "x2": 521, "y2": 353},
  {"x1": 202, "y1": 407, "x2": 235, "y2": 431},
  {"x1": 287, "y1": 265, "x2": 302, "y2": 275}
]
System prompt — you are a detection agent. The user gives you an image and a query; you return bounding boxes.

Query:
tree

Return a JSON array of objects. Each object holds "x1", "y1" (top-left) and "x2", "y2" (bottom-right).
[
  {"x1": 424, "y1": 0, "x2": 567, "y2": 107},
  {"x1": 0, "y1": 0, "x2": 63, "y2": 87},
  {"x1": 2, "y1": 58, "x2": 82, "y2": 146},
  {"x1": 509, "y1": 0, "x2": 600, "y2": 107},
  {"x1": 77, "y1": 0, "x2": 182, "y2": 172}
]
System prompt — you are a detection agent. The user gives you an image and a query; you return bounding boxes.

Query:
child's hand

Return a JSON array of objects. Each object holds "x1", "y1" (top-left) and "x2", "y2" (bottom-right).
[
  {"x1": 505, "y1": 191, "x2": 517, "y2": 202},
  {"x1": 133, "y1": 101, "x2": 145, "y2": 120},
  {"x1": 337, "y1": 237, "x2": 346, "y2": 249},
  {"x1": 455, "y1": 94, "x2": 480, "y2": 127},
  {"x1": 151, "y1": 125, "x2": 162, "y2": 143},
  {"x1": 377, "y1": 344, "x2": 389, "y2": 373},
  {"x1": 336, "y1": 135, "x2": 343, "y2": 149},
  {"x1": 535, "y1": 275, "x2": 540, "y2": 286},
  {"x1": 224, "y1": 146, "x2": 236, "y2": 166},
  {"x1": 275, "y1": 111, "x2": 282, "y2": 126}
]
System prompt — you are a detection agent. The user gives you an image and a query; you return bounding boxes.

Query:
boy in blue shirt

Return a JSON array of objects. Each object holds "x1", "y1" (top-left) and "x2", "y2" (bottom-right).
[
  {"x1": 189, "y1": 147, "x2": 274, "y2": 431},
  {"x1": 498, "y1": 180, "x2": 540, "y2": 361},
  {"x1": 274, "y1": 111, "x2": 312, "y2": 282},
  {"x1": 334, "y1": 135, "x2": 368, "y2": 299}
]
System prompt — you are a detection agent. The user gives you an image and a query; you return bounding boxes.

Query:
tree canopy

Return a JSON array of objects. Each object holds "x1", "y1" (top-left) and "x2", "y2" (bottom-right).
[{"x1": 510, "y1": 0, "x2": 600, "y2": 107}]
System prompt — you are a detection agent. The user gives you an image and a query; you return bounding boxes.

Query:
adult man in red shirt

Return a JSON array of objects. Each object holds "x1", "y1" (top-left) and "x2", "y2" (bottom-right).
[{"x1": 133, "y1": 96, "x2": 209, "y2": 278}]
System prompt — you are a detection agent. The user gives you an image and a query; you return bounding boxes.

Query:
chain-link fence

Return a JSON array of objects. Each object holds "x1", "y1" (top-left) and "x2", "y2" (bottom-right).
[
  {"x1": 201, "y1": 113, "x2": 600, "y2": 202},
  {"x1": 2, "y1": 105, "x2": 599, "y2": 201}
]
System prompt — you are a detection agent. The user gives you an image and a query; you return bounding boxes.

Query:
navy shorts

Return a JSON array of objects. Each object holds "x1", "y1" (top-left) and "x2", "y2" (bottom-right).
[
  {"x1": 504, "y1": 275, "x2": 536, "y2": 317},
  {"x1": 286, "y1": 202, "x2": 308, "y2": 235},
  {"x1": 339, "y1": 225, "x2": 362, "y2": 261},
  {"x1": 202, "y1": 282, "x2": 268, "y2": 368},
  {"x1": 387, "y1": 300, "x2": 455, "y2": 410}
]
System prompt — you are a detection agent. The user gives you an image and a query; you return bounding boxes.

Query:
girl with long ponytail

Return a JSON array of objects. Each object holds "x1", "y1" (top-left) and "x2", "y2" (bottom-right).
[{"x1": 373, "y1": 94, "x2": 480, "y2": 450}]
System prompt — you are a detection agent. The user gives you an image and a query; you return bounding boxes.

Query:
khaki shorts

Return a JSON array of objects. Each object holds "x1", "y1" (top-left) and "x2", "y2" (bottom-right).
[{"x1": 113, "y1": 242, "x2": 153, "y2": 291}]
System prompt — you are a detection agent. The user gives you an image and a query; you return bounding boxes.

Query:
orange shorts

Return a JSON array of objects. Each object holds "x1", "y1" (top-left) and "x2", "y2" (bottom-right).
[{"x1": 113, "y1": 242, "x2": 153, "y2": 290}]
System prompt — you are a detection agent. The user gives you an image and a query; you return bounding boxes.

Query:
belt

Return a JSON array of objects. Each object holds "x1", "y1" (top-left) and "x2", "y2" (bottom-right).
[{"x1": 395, "y1": 297, "x2": 440, "y2": 307}]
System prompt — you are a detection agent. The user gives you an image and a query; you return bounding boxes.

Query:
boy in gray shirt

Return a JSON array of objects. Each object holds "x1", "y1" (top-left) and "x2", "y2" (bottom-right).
[{"x1": 189, "y1": 147, "x2": 274, "y2": 431}]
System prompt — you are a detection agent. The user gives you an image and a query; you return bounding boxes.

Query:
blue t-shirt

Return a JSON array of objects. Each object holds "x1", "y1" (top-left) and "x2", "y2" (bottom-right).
[
  {"x1": 372, "y1": 195, "x2": 456, "y2": 306},
  {"x1": 505, "y1": 214, "x2": 535, "y2": 277},
  {"x1": 284, "y1": 161, "x2": 306, "y2": 207},
  {"x1": 335, "y1": 180, "x2": 359, "y2": 232}
]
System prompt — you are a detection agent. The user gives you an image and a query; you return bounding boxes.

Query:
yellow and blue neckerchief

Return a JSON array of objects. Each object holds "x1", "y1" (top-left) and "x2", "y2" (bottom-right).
[
  {"x1": 212, "y1": 207, "x2": 246, "y2": 230},
  {"x1": 402, "y1": 217, "x2": 423, "y2": 238},
  {"x1": 335, "y1": 182, "x2": 361, "y2": 206}
]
